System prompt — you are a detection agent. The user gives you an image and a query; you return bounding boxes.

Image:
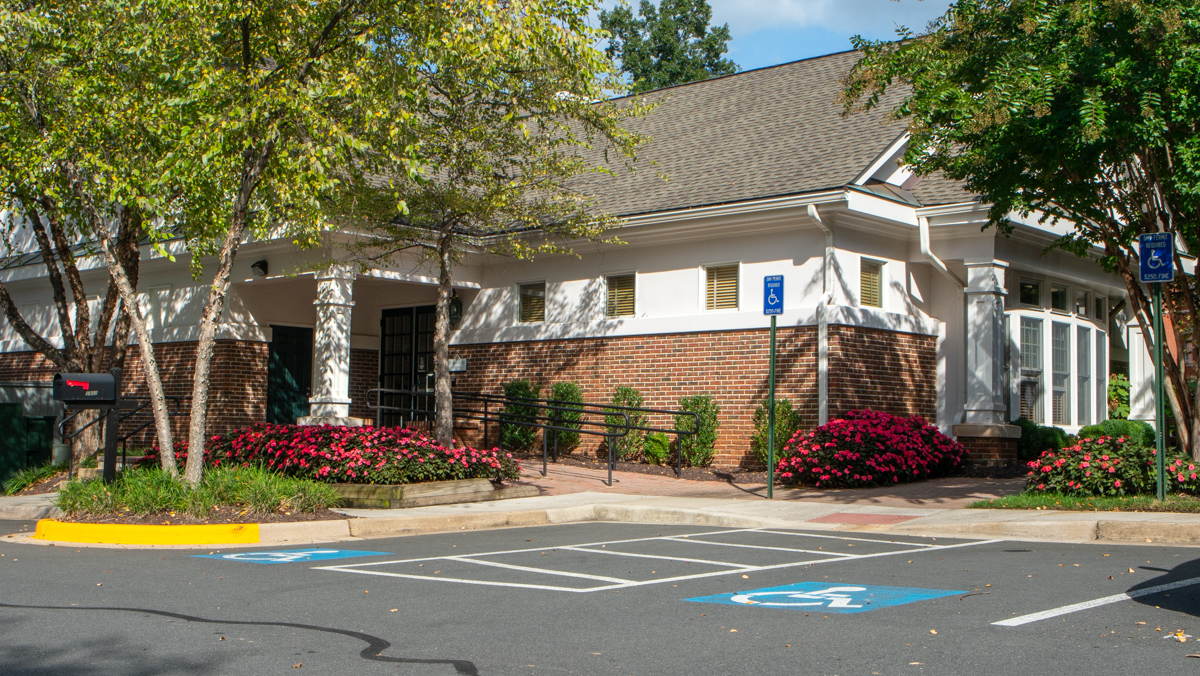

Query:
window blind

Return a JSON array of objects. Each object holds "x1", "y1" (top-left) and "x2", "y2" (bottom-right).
[
  {"x1": 706, "y1": 265, "x2": 738, "y2": 310},
  {"x1": 606, "y1": 274, "x2": 635, "y2": 317},
  {"x1": 860, "y1": 260, "x2": 883, "y2": 308},
  {"x1": 519, "y1": 282, "x2": 545, "y2": 323}
]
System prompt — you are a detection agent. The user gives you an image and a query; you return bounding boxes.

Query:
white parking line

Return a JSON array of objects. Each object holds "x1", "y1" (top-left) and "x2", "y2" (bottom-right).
[
  {"x1": 449, "y1": 556, "x2": 632, "y2": 584},
  {"x1": 315, "y1": 529, "x2": 999, "y2": 594},
  {"x1": 750, "y1": 529, "x2": 939, "y2": 547},
  {"x1": 563, "y1": 545, "x2": 751, "y2": 568},
  {"x1": 665, "y1": 537, "x2": 854, "y2": 557},
  {"x1": 993, "y1": 575, "x2": 1200, "y2": 627}
]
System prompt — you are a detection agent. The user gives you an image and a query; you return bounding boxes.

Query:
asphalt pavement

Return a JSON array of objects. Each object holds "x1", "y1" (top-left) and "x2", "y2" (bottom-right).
[{"x1": 4, "y1": 519, "x2": 1200, "y2": 675}]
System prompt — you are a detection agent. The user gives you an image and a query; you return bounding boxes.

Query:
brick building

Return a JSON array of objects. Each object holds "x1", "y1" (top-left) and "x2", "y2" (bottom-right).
[{"x1": 0, "y1": 50, "x2": 1142, "y2": 467}]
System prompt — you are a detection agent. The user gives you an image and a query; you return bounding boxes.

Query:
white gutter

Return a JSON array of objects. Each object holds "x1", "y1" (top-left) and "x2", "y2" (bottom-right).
[
  {"x1": 808, "y1": 204, "x2": 833, "y2": 426},
  {"x1": 919, "y1": 215, "x2": 968, "y2": 426},
  {"x1": 918, "y1": 216, "x2": 964, "y2": 287}
]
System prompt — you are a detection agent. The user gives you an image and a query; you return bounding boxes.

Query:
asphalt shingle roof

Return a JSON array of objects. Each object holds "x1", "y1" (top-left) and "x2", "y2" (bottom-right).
[{"x1": 577, "y1": 50, "x2": 974, "y2": 216}]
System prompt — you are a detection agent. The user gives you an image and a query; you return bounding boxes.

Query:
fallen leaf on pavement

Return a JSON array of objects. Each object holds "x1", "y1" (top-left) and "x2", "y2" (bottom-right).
[{"x1": 930, "y1": 630, "x2": 938, "y2": 635}]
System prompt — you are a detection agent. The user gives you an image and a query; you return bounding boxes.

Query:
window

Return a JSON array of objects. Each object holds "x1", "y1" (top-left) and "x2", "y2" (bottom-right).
[
  {"x1": 1052, "y1": 322, "x2": 1071, "y2": 424},
  {"x1": 1019, "y1": 279, "x2": 1041, "y2": 306},
  {"x1": 518, "y1": 282, "x2": 545, "y2": 323},
  {"x1": 705, "y1": 265, "x2": 738, "y2": 310},
  {"x1": 860, "y1": 259, "x2": 883, "y2": 308},
  {"x1": 1097, "y1": 337, "x2": 1107, "y2": 421},
  {"x1": 605, "y1": 274, "x2": 635, "y2": 318},
  {"x1": 1095, "y1": 296, "x2": 1106, "y2": 321},
  {"x1": 1075, "y1": 289, "x2": 1089, "y2": 316},
  {"x1": 1077, "y1": 327, "x2": 1091, "y2": 426},
  {"x1": 1020, "y1": 317, "x2": 1044, "y2": 422},
  {"x1": 1050, "y1": 284, "x2": 1069, "y2": 311}
]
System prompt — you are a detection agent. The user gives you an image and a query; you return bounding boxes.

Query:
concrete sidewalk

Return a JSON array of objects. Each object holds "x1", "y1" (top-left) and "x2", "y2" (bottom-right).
[{"x1": 8, "y1": 463, "x2": 1200, "y2": 546}]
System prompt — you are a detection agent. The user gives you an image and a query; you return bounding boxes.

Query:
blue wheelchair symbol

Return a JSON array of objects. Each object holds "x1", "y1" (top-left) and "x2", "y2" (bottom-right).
[{"x1": 686, "y1": 582, "x2": 965, "y2": 613}]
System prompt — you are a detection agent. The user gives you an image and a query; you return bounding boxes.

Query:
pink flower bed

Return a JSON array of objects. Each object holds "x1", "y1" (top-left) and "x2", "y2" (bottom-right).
[
  {"x1": 140, "y1": 424, "x2": 520, "y2": 484},
  {"x1": 1026, "y1": 435, "x2": 1197, "y2": 496},
  {"x1": 775, "y1": 409, "x2": 967, "y2": 489}
]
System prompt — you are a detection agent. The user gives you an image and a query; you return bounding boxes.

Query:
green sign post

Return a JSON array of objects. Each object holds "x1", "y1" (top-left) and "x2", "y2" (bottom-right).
[
  {"x1": 1138, "y1": 232, "x2": 1173, "y2": 501},
  {"x1": 763, "y1": 275, "x2": 783, "y2": 499}
]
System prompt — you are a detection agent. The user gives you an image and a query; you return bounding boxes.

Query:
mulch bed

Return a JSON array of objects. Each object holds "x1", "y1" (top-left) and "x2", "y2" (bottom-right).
[
  {"x1": 56, "y1": 506, "x2": 351, "y2": 526},
  {"x1": 514, "y1": 451, "x2": 1030, "y2": 483},
  {"x1": 14, "y1": 472, "x2": 69, "y2": 496}
]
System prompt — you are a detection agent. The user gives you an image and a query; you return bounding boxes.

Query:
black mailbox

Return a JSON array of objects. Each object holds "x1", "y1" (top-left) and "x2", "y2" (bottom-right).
[{"x1": 52, "y1": 373, "x2": 118, "y2": 407}]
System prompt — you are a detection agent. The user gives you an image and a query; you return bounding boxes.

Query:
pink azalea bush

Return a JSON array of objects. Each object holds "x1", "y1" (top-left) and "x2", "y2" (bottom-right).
[
  {"x1": 140, "y1": 424, "x2": 520, "y2": 484},
  {"x1": 775, "y1": 409, "x2": 967, "y2": 489},
  {"x1": 1026, "y1": 435, "x2": 1199, "y2": 496}
]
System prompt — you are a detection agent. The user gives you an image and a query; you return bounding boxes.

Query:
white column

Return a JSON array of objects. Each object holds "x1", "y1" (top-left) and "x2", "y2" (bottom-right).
[
  {"x1": 299, "y1": 264, "x2": 361, "y2": 426},
  {"x1": 963, "y1": 260, "x2": 1007, "y2": 424}
]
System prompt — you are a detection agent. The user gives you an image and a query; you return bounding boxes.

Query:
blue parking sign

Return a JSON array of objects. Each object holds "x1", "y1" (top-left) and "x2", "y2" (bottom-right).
[
  {"x1": 763, "y1": 275, "x2": 783, "y2": 315},
  {"x1": 1139, "y1": 233, "x2": 1174, "y2": 283}
]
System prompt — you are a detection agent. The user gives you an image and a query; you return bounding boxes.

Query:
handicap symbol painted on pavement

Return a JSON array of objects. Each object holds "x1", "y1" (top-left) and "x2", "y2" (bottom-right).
[
  {"x1": 194, "y1": 548, "x2": 390, "y2": 564},
  {"x1": 685, "y1": 582, "x2": 965, "y2": 613}
]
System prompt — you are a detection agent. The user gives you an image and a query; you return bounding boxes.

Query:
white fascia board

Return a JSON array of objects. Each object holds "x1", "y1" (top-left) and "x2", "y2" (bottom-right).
[
  {"x1": 617, "y1": 191, "x2": 846, "y2": 228},
  {"x1": 843, "y1": 190, "x2": 920, "y2": 226},
  {"x1": 361, "y1": 268, "x2": 481, "y2": 288},
  {"x1": 851, "y1": 132, "x2": 911, "y2": 186}
]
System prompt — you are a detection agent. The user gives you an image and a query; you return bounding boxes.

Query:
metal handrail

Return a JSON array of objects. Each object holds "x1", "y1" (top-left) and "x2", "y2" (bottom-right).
[
  {"x1": 59, "y1": 395, "x2": 190, "y2": 471},
  {"x1": 366, "y1": 387, "x2": 700, "y2": 486}
]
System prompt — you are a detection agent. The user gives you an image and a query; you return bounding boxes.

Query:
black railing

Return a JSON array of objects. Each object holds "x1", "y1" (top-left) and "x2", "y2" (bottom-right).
[
  {"x1": 366, "y1": 388, "x2": 700, "y2": 487},
  {"x1": 60, "y1": 396, "x2": 190, "y2": 473}
]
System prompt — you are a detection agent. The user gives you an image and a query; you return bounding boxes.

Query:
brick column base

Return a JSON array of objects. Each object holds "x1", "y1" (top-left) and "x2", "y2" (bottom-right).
[{"x1": 953, "y1": 423, "x2": 1022, "y2": 466}]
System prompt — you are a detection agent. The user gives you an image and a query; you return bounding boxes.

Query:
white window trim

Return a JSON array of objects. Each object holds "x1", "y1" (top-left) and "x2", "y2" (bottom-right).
[
  {"x1": 1008, "y1": 307, "x2": 1108, "y2": 430},
  {"x1": 516, "y1": 280, "x2": 547, "y2": 325},
  {"x1": 603, "y1": 270, "x2": 638, "y2": 320},
  {"x1": 700, "y1": 261, "x2": 741, "y2": 313}
]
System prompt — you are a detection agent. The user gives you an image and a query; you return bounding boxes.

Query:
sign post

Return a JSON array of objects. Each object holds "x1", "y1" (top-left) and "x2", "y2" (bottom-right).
[
  {"x1": 763, "y1": 275, "x2": 783, "y2": 499},
  {"x1": 1138, "y1": 233, "x2": 1173, "y2": 501}
]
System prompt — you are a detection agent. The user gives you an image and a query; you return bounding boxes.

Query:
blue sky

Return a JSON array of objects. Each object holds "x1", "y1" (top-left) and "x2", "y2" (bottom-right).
[{"x1": 600, "y1": 0, "x2": 954, "y2": 72}]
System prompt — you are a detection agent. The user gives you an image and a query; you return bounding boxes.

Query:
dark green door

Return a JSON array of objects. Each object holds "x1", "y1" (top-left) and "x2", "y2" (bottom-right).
[
  {"x1": 266, "y1": 325, "x2": 313, "y2": 424},
  {"x1": 379, "y1": 306, "x2": 436, "y2": 426}
]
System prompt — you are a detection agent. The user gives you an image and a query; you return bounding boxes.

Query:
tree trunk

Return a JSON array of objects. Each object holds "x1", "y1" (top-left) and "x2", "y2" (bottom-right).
[
  {"x1": 433, "y1": 234, "x2": 455, "y2": 447},
  {"x1": 184, "y1": 142, "x2": 274, "y2": 484}
]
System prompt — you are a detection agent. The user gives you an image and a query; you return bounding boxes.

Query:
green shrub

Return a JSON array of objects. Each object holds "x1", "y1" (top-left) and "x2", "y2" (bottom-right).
[
  {"x1": 2, "y1": 462, "x2": 65, "y2": 496},
  {"x1": 605, "y1": 386, "x2": 647, "y2": 461},
  {"x1": 1108, "y1": 374, "x2": 1130, "y2": 419},
  {"x1": 1011, "y1": 417, "x2": 1069, "y2": 461},
  {"x1": 55, "y1": 466, "x2": 341, "y2": 517},
  {"x1": 643, "y1": 432, "x2": 671, "y2": 466},
  {"x1": 676, "y1": 394, "x2": 720, "y2": 467},
  {"x1": 1078, "y1": 418, "x2": 1155, "y2": 448},
  {"x1": 751, "y1": 398, "x2": 802, "y2": 467},
  {"x1": 1026, "y1": 436, "x2": 1200, "y2": 497},
  {"x1": 500, "y1": 380, "x2": 541, "y2": 452},
  {"x1": 547, "y1": 382, "x2": 584, "y2": 453}
]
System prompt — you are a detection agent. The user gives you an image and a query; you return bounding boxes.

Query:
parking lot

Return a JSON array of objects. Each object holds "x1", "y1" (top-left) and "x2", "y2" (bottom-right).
[{"x1": 3, "y1": 520, "x2": 1200, "y2": 675}]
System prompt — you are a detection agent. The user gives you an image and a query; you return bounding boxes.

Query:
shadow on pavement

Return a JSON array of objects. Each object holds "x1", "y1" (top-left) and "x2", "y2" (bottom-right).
[
  {"x1": 0, "y1": 603, "x2": 479, "y2": 675},
  {"x1": 1129, "y1": 557, "x2": 1200, "y2": 619}
]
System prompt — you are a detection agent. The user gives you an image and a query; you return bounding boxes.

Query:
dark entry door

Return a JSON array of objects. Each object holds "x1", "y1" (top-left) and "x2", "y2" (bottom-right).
[
  {"x1": 266, "y1": 325, "x2": 313, "y2": 424},
  {"x1": 379, "y1": 306, "x2": 436, "y2": 426}
]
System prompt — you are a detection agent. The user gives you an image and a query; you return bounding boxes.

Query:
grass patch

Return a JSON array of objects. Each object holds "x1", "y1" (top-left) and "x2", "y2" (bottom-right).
[
  {"x1": 55, "y1": 466, "x2": 341, "y2": 518},
  {"x1": 3, "y1": 462, "x2": 66, "y2": 496},
  {"x1": 969, "y1": 491, "x2": 1200, "y2": 513}
]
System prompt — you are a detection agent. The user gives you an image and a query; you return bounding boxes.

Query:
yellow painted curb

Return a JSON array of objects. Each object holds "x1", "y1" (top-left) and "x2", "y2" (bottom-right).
[{"x1": 33, "y1": 520, "x2": 260, "y2": 545}]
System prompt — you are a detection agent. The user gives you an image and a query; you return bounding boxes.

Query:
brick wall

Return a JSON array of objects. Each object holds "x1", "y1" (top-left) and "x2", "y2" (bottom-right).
[
  {"x1": 349, "y1": 348, "x2": 379, "y2": 423},
  {"x1": 451, "y1": 324, "x2": 937, "y2": 468},
  {"x1": 958, "y1": 436, "x2": 1018, "y2": 466},
  {"x1": 0, "y1": 341, "x2": 268, "y2": 446},
  {"x1": 827, "y1": 325, "x2": 937, "y2": 422}
]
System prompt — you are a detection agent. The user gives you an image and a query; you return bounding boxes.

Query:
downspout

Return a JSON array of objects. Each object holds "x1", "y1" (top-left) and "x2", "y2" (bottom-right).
[
  {"x1": 808, "y1": 204, "x2": 833, "y2": 425},
  {"x1": 918, "y1": 216, "x2": 968, "y2": 425}
]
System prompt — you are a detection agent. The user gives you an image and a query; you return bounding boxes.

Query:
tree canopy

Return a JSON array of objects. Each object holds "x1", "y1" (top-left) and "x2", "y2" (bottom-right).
[
  {"x1": 844, "y1": 0, "x2": 1200, "y2": 456},
  {"x1": 344, "y1": 0, "x2": 648, "y2": 445},
  {"x1": 600, "y1": 0, "x2": 737, "y2": 94}
]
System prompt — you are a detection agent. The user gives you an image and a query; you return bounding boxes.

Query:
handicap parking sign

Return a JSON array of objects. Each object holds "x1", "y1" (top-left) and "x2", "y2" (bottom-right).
[
  {"x1": 686, "y1": 582, "x2": 965, "y2": 613},
  {"x1": 194, "y1": 548, "x2": 390, "y2": 564}
]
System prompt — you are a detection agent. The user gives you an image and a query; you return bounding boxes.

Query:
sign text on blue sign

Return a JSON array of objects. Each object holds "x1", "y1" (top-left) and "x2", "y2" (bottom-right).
[
  {"x1": 763, "y1": 275, "x2": 783, "y2": 315},
  {"x1": 1138, "y1": 232, "x2": 1174, "y2": 283}
]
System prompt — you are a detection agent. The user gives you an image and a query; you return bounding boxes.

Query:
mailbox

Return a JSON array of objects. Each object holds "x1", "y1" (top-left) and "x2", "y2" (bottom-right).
[{"x1": 52, "y1": 373, "x2": 118, "y2": 407}]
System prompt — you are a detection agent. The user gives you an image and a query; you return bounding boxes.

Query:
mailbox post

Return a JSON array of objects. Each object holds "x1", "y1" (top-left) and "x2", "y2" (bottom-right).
[{"x1": 52, "y1": 368, "x2": 122, "y2": 483}]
